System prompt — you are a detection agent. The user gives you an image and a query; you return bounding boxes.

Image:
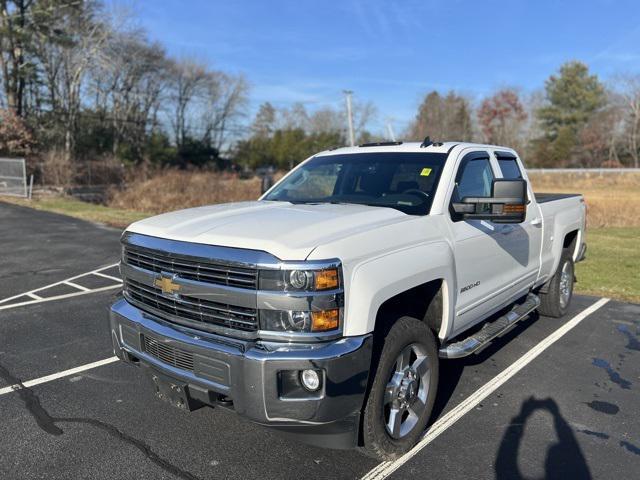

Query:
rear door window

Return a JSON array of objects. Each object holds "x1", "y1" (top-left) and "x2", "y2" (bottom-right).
[{"x1": 497, "y1": 158, "x2": 523, "y2": 179}]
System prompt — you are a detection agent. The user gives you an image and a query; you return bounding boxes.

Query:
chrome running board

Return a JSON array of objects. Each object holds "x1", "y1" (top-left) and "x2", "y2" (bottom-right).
[{"x1": 439, "y1": 293, "x2": 541, "y2": 359}]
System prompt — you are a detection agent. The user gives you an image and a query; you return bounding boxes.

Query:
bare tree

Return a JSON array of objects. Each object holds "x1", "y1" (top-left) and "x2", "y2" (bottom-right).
[
  {"x1": 251, "y1": 102, "x2": 276, "y2": 137},
  {"x1": 0, "y1": 0, "x2": 31, "y2": 116},
  {"x1": 408, "y1": 91, "x2": 473, "y2": 142},
  {"x1": 200, "y1": 71, "x2": 248, "y2": 151},
  {"x1": 306, "y1": 99, "x2": 375, "y2": 140},
  {"x1": 308, "y1": 107, "x2": 341, "y2": 134},
  {"x1": 351, "y1": 99, "x2": 376, "y2": 141},
  {"x1": 280, "y1": 102, "x2": 309, "y2": 131},
  {"x1": 32, "y1": 0, "x2": 111, "y2": 159},
  {"x1": 616, "y1": 74, "x2": 640, "y2": 168},
  {"x1": 92, "y1": 29, "x2": 169, "y2": 158},
  {"x1": 167, "y1": 58, "x2": 207, "y2": 149},
  {"x1": 579, "y1": 94, "x2": 625, "y2": 167}
]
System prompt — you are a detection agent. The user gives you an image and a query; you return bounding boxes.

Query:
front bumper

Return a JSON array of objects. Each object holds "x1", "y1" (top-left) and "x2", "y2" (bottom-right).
[{"x1": 110, "y1": 299, "x2": 372, "y2": 448}]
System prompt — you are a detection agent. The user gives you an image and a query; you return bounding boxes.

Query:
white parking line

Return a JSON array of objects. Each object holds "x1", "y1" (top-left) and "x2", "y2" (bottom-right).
[
  {"x1": 0, "y1": 263, "x2": 121, "y2": 310},
  {"x1": 361, "y1": 297, "x2": 611, "y2": 480},
  {"x1": 0, "y1": 285, "x2": 123, "y2": 311},
  {"x1": 64, "y1": 281, "x2": 91, "y2": 292},
  {"x1": 0, "y1": 357, "x2": 119, "y2": 396},
  {"x1": 92, "y1": 271, "x2": 123, "y2": 283}
]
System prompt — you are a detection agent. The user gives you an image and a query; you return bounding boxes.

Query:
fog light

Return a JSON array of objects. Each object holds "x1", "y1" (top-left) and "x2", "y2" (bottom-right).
[{"x1": 300, "y1": 369, "x2": 321, "y2": 391}]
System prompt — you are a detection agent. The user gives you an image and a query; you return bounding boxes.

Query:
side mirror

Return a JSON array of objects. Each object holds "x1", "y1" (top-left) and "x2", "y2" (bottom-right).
[{"x1": 452, "y1": 179, "x2": 527, "y2": 223}]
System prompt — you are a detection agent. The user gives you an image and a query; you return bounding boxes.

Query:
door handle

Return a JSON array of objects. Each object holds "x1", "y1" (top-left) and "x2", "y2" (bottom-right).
[
  {"x1": 531, "y1": 217, "x2": 542, "y2": 227},
  {"x1": 501, "y1": 225, "x2": 515, "y2": 235}
]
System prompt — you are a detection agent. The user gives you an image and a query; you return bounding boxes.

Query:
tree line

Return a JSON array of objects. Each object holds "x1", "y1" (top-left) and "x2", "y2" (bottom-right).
[
  {"x1": 0, "y1": 0, "x2": 639, "y2": 180},
  {"x1": 0, "y1": 0, "x2": 248, "y2": 173},
  {"x1": 406, "y1": 61, "x2": 640, "y2": 168},
  {"x1": 224, "y1": 61, "x2": 640, "y2": 170}
]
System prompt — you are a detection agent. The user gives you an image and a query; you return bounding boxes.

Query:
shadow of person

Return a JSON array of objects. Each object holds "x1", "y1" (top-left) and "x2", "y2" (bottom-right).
[{"x1": 495, "y1": 397, "x2": 591, "y2": 480}]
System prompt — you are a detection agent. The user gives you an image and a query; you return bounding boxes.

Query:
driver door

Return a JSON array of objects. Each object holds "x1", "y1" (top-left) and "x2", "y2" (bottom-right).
[{"x1": 447, "y1": 151, "x2": 510, "y2": 334}]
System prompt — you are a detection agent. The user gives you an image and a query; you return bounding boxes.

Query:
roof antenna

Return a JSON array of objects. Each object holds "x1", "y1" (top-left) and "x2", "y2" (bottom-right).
[{"x1": 420, "y1": 136, "x2": 432, "y2": 148}]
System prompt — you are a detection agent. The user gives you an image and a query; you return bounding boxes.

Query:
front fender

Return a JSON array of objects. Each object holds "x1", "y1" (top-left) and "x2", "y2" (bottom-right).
[{"x1": 342, "y1": 240, "x2": 455, "y2": 339}]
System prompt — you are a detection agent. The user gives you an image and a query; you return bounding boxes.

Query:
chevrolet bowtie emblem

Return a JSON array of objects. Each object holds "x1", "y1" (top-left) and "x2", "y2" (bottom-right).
[{"x1": 154, "y1": 275, "x2": 180, "y2": 295}]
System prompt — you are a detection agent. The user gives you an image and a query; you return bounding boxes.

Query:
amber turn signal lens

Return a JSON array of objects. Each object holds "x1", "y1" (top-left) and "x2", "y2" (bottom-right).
[
  {"x1": 314, "y1": 268, "x2": 339, "y2": 290},
  {"x1": 504, "y1": 204, "x2": 525, "y2": 213},
  {"x1": 311, "y1": 309, "x2": 340, "y2": 332}
]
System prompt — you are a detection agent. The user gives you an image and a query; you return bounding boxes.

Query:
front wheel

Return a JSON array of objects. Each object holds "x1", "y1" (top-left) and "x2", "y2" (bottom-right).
[
  {"x1": 538, "y1": 249, "x2": 575, "y2": 318},
  {"x1": 361, "y1": 316, "x2": 439, "y2": 460}
]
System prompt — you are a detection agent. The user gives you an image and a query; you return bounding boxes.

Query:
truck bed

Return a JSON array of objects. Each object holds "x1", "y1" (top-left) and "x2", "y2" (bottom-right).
[{"x1": 534, "y1": 193, "x2": 582, "y2": 203}]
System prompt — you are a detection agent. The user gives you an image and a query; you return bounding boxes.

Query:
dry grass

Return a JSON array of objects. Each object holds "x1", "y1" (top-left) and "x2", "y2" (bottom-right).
[
  {"x1": 528, "y1": 172, "x2": 640, "y2": 228},
  {"x1": 1, "y1": 195, "x2": 148, "y2": 228},
  {"x1": 108, "y1": 170, "x2": 262, "y2": 214}
]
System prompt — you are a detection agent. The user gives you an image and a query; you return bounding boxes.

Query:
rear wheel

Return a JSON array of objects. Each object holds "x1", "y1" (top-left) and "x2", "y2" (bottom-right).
[
  {"x1": 361, "y1": 316, "x2": 439, "y2": 460},
  {"x1": 538, "y1": 249, "x2": 575, "y2": 318}
]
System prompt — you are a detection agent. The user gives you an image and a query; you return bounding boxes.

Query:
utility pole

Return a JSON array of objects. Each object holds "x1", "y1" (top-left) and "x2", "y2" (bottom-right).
[
  {"x1": 385, "y1": 118, "x2": 396, "y2": 142},
  {"x1": 343, "y1": 90, "x2": 355, "y2": 146}
]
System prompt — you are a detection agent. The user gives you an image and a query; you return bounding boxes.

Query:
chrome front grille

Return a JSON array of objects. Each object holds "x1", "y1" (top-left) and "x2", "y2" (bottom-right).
[
  {"x1": 124, "y1": 245, "x2": 258, "y2": 290},
  {"x1": 142, "y1": 335, "x2": 194, "y2": 371},
  {"x1": 125, "y1": 278, "x2": 259, "y2": 332}
]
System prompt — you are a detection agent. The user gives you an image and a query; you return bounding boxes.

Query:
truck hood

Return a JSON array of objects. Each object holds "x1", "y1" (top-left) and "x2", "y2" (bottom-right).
[{"x1": 126, "y1": 201, "x2": 413, "y2": 260}]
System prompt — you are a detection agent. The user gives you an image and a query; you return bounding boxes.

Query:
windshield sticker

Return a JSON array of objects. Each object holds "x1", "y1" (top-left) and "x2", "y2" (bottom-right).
[{"x1": 420, "y1": 167, "x2": 432, "y2": 176}]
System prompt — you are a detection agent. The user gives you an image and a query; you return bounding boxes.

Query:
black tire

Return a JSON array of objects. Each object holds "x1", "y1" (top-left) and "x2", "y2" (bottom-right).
[
  {"x1": 361, "y1": 316, "x2": 439, "y2": 460},
  {"x1": 538, "y1": 249, "x2": 575, "y2": 318}
]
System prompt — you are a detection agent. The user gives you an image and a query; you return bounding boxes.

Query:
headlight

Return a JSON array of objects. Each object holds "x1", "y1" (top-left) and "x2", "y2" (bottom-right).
[
  {"x1": 259, "y1": 267, "x2": 340, "y2": 292},
  {"x1": 258, "y1": 261, "x2": 342, "y2": 336},
  {"x1": 260, "y1": 309, "x2": 340, "y2": 333}
]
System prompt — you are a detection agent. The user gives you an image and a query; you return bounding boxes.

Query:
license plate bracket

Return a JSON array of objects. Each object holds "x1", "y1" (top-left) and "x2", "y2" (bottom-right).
[{"x1": 149, "y1": 371, "x2": 201, "y2": 411}]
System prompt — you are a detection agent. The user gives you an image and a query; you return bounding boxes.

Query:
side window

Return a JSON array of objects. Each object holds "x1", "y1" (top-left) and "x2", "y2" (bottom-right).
[
  {"x1": 456, "y1": 157, "x2": 494, "y2": 199},
  {"x1": 497, "y1": 158, "x2": 523, "y2": 179}
]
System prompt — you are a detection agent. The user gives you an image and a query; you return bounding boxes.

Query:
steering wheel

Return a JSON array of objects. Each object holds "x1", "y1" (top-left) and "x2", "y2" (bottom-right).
[{"x1": 402, "y1": 189, "x2": 430, "y2": 202}]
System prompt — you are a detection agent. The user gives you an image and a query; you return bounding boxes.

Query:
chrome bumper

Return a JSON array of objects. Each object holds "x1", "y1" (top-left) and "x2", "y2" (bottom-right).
[{"x1": 110, "y1": 299, "x2": 372, "y2": 448}]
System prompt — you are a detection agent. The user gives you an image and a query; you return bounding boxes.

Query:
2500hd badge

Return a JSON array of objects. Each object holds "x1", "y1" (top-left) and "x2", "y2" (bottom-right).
[{"x1": 460, "y1": 281, "x2": 481, "y2": 293}]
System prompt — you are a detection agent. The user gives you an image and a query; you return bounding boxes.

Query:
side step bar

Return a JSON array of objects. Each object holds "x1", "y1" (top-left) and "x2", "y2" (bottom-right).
[{"x1": 439, "y1": 293, "x2": 541, "y2": 359}]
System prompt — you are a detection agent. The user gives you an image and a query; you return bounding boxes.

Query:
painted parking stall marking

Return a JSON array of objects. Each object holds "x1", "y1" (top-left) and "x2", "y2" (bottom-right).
[
  {"x1": 361, "y1": 297, "x2": 611, "y2": 480},
  {"x1": 0, "y1": 357, "x2": 119, "y2": 396},
  {"x1": 0, "y1": 263, "x2": 121, "y2": 311}
]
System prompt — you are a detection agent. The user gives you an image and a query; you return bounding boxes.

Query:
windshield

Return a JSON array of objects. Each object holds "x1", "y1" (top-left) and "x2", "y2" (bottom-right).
[{"x1": 263, "y1": 152, "x2": 448, "y2": 215}]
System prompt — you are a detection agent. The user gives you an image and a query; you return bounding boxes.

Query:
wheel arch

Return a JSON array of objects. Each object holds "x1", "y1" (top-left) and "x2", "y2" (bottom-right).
[
  {"x1": 373, "y1": 279, "x2": 448, "y2": 343},
  {"x1": 563, "y1": 229, "x2": 580, "y2": 259},
  {"x1": 548, "y1": 211, "x2": 583, "y2": 276}
]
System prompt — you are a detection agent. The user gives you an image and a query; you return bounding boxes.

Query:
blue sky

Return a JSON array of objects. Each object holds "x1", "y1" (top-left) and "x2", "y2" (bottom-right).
[{"x1": 130, "y1": 0, "x2": 640, "y2": 134}]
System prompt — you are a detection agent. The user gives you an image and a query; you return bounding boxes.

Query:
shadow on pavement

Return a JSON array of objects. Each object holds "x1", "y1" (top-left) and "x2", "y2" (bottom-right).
[{"x1": 494, "y1": 396, "x2": 591, "y2": 480}]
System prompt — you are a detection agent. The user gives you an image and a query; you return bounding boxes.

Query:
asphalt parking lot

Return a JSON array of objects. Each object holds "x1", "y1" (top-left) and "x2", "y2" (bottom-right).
[{"x1": 1, "y1": 200, "x2": 639, "y2": 480}]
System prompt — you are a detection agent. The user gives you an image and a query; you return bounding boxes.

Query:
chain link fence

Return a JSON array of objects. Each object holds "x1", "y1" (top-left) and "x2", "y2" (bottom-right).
[{"x1": 0, "y1": 158, "x2": 27, "y2": 197}]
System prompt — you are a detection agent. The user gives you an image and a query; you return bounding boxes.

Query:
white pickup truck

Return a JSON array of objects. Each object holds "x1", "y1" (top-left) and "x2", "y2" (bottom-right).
[{"x1": 110, "y1": 140, "x2": 586, "y2": 459}]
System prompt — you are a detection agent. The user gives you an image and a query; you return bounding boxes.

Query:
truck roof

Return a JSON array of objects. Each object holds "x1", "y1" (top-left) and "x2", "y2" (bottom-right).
[{"x1": 316, "y1": 141, "x2": 517, "y2": 157}]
